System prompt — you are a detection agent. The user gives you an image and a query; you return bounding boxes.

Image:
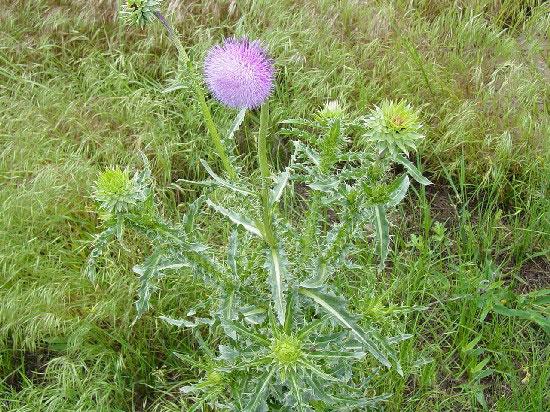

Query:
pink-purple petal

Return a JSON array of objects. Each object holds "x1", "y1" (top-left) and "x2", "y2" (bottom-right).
[{"x1": 204, "y1": 38, "x2": 275, "y2": 109}]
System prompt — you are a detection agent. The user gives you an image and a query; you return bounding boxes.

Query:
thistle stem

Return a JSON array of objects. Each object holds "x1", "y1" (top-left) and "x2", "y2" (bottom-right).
[
  {"x1": 257, "y1": 103, "x2": 271, "y2": 180},
  {"x1": 154, "y1": 12, "x2": 237, "y2": 180}
]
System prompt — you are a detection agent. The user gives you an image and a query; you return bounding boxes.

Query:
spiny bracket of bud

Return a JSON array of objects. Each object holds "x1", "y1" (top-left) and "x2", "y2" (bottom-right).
[
  {"x1": 272, "y1": 335, "x2": 303, "y2": 367},
  {"x1": 316, "y1": 100, "x2": 345, "y2": 125},
  {"x1": 362, "y1": 100, "x2": 424, "y2": 157},
  {"x1": 94, "y1": 168, "x2": 148, "y2": 214},
  {"x1": 121, "y1": 0, "x2": 161, "y2": 28}
]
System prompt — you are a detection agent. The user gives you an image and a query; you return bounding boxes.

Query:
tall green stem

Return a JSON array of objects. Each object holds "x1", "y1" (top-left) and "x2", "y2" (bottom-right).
[
  {"x1": 257, "y1": 103, "x2": 271, "y2": 180},
  {"x1": 154, "y1": 12, "x2": 237, "y2": 179}
]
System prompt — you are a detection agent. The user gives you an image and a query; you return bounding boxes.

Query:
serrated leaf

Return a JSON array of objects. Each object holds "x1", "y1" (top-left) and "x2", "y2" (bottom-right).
[
  {"x1": 374, "y1": 205, "x2": 389, "y2": 271},
  {"x1": 244, "y1": 367, "x2": 275, "y2": 412},
  {"x1": 240, "y1": 305, "x2": 267, "y2": 325},
  {"x1": 269, "y1": 168, "x2": 290, "y2": 205},
  {"x1": 201, "y1": 159, "x2": 252, "y2": 195},
  {"x1": 225, "y1": 320, "x2": 270, "y2": 346},
  {"x1": 395, "y1": 154, "x2": 432, "y2": 185},
  {"x1": 228, "y1": 229, "x2": 239, "y2": 279},
  {"x1": 386, "y1": 175, "x2": 410, "y2": 207},
  {"x1": 288, "y1": 372, "x2": 306, "y2": 412},
  {"x1": 298, "y1": 287, "x2": 391, "y2": 368},
  {"x1": 132, "y1": 252, "x2": 193, "y2": 320},
  {"x1": 182, "y1": 194, "x2": 206, "y2": 232},
  {"x1": 83, "y1": 224, "x2": 119, "y2": 282},
  {"x1": 265, "y1": 244, "x2": 288, "y2": 325},
  {"x1": 206, "y1": 200, "x2": 263, "y2": 237},
  {"x1": 159, "y1": 315, "x2": 214, "y2": 328},
  {"x1": 307, "y1": 350, "x2": 366, "y2": 359},
  {"x1": 133, "y1": 251, "x2": 163, "y2": 320},
  {"x1": 227, "y1": 108, "x2": 247, "y2": 141}
]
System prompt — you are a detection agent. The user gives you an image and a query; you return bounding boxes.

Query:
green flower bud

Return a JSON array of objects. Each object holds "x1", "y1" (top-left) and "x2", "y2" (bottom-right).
[
  {"x1": 121, "y1": 0, "x2": 161, "y2": 28},
  {"x1": 94, "y1": 168, "x2": 146, "y2": 214},
  {"x1": 272, "y1": 335, "x2": 303, "y2": 366},
  {"x1": 316, "y1": 100, "x2": 345, "y2": 124},
  {"x1": 363, "y1": 100, "x2": 424, "y2": 157}
]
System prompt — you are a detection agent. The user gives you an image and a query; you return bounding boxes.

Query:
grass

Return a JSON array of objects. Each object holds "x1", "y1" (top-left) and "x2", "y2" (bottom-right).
[{"x1": 1, "y1": 0, "x2": 549, "y2": 410}]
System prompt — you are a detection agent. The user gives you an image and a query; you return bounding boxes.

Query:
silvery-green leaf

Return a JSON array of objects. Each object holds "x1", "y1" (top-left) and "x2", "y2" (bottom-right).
[
  {"x1": 159, "y1": 315, "x2": 214, "y2": 328},
  {"x1": 387, "y1": 333, "x2": 413, "y2": 344},
  {"x1": 224, "y1": 320, "x2": 270, "y2": 346},
  {"x1": 244, "y1": 367, "x2": 275, "y2": 412},
  {"x1": 395, "y1": 154, "x2": 432, "y2": 185},
  {"x1": 201, "y1": 159, "x2": 252, "y2": 195},
  {"x1": 374, "y1": 205, "x2": 389, "y2": 271},
  {"x1": 269, "y1": 168, "x2": 290, "y2": 205},
  {"x1": 228, "y1": 229, "x2": 239, "y2": 279},
  {"x1": 288, "y1": 372, "x2": 306, "y2": 411},
  {"x1": 182, "y1": 194, "x2": 206, "y2": 232},
  {"x1": 133, "y1": 251, "x2": 163, "y2": 320},
  {"x1": 294, "y1": 141, "x2": 321, "y2": 166},
  {"x1": 218, "y1": 344, "x2": 240, "y2": 361},
  {"x1": 206, "y1": 200, "x2": 263, "y2": 238},
  {"x1": 83, "y1": 224, "x2": 119, "y2": 282},
  {"x1": 386, "y1": 175, "x2": 410, "y2": 207},
  {"x1": 227, "y1": 108, "x2": 247, "y2": 141},
  {"x1": 298, "y1": 287, "x2": 391, "y2": 368},
  {"x1": 265, "y1": 244, "x2": 288, "y2": 325},
  {"x1": 240, "y1": 305, "x2": 267, "y2": 325},
  {"x1": 162, "y1": 81, "x2": 185, "y2": 94},
  {"x1": 307, "y1": 350, "x2": 366, "y2": 359}
]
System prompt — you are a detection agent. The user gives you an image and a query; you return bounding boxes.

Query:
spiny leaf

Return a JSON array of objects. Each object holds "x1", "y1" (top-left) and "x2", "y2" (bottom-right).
[
  {"x1": 288, "y1": 372, "x2": 306, "y2": 411},
  {"x1": 201, "y1": 159, "x2": 252, "y2": 195},
  {"x1": 374, "y1": 205, "x2": 389, "y2": 271},
  {"x1": 386, "y1": 175, "x2": 410, "y2": 207},
  {"x1": 298, "y1": 287, "x2": 391, "y2": 368},
  {"x1": 228, "y1": 229, "x2": 239, "y2": 279},
  {"x1": 269, "y1": 168, "x2": 290, "y2": 205},
  {"x1": 133, "y1": 251, "x2": 163, "y2": 320},
  {"x1": 244, "y1": 367, "x2": 275, "y2": 412},
  {"x1": 159, "y1": 315, "x2": 214, "y2": 328},
  {"x1": 265, "y1": 243, "x2": 288, "y2": 325},
  {"x1": 228, "y1": 108, "x2": 247, "y2": 142},
  {"x1": 395, "y1": 154, "x2": 432, "y2": 185},
  {"x1": 206, "y1": 200, "x2": 263, "y2": 237}
]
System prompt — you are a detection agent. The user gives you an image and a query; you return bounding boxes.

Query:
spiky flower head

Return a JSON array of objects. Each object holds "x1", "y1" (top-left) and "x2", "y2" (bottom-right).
[
  {"x1": 94, "y1": 168, "x2": 146, "y2": 214},
  {"x1": 121, "y1": 0, "x2": 161, "y2": 28},
  {"x1": 363, "y1": 100, "x2": 423, "y2": 156},
  {"x1": 204, "y1": 38, "x2": 275, "y2": 109}
]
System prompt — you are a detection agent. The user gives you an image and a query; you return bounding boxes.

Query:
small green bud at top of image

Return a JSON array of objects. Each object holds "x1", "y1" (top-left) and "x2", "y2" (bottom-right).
[{"x1": 121, "y1": 0, "x2": 161, "y2": 28}]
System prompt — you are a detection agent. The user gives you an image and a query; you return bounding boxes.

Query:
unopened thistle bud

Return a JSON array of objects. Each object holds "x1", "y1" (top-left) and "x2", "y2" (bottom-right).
[
  {"x1": 94, "y1": 168, "x2": 147, "y2": 214},
  {"x1": 316, "y1": 100, "x2": 345, "y2": 124},
  {"x1": 121, "y1": 0, "x2": 161, "y2": 28},
  {"x1": 363, "y1": 100, "x2": 424, "y2": 157}
]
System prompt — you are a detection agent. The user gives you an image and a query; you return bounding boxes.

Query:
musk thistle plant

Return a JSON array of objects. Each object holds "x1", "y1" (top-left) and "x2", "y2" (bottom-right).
[{"x1": 84, "y1": 2, "x2": 433, "y2": 409}]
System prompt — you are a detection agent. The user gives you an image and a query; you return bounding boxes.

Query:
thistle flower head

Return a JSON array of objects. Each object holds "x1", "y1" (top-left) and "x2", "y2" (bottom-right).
[
  {"x1": 94, "y1": 168, "x2": 146, "y2": 214},
  {"x1": 121, "y1": 0, "x2": 161, "y2": 28},
  {"x1": 363, "y1": 100, "x2": 423, "y2": 156},
  {"x1": 204, "y1": 38, "x2": 275, "y2": 109}
]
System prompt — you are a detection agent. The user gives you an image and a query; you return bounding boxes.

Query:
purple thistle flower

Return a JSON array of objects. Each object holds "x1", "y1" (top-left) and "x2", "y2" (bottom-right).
[{"x1": 204, "y1": 38, "x2": 275, "y2": 109}]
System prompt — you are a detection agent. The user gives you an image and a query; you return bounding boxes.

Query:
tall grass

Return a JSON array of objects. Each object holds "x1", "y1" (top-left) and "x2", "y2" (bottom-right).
[{"x1": 1, "y1": 0, "x2": 548, "y2": 410}]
